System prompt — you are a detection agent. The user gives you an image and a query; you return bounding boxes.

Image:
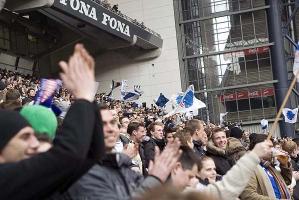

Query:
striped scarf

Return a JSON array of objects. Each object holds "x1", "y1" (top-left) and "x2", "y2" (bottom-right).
[{"x1": 262, "y1": 161, "x2": 291, "y2": 199}]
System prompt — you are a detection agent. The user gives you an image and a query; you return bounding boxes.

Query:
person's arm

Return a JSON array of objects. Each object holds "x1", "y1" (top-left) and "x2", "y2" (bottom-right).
[
  {"x1": 201, "y1": 151, "x2": 263, "y2": 200},
  {"x1": 200, "y1": 141, "x2": 273, "y2": 200},
  {"x1": 0, "y1": 100, "x2": 96, "y2": 200},
  {"x1": 0, "y1": 44, "x2": 101, "y2": 200}
]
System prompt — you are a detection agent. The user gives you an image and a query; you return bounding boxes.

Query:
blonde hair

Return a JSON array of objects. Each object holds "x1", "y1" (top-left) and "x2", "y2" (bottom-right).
[{"x1": 281, "y1": 140, "x2": 297, "y2": 155}]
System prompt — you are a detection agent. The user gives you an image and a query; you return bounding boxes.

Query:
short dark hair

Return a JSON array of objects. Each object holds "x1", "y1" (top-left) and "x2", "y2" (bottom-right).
[
  {"x1": 127, "y1": 121, "x2": 144, "y2": 136},
  {"x1": 179, "y1": 146, "x2": 200, "y2": 170},
  {"x1": 185, "y1": 119, "x2": 202, "y2": 136},
  {"x1": 148, "y1": 122, "x2": 164, "y2": 133},
  {"x1": 98, "y1": 103, "x2": 109, "y2": 111},
  {"x1": 249, "y1": 134, "x2": 268, "y2": 150},
  {"x1": 27, "y1": 88, "x2": 35, "y2": 95},
  {"x1": 197, "y1": 156, "x2": 213, "y2": 171}
]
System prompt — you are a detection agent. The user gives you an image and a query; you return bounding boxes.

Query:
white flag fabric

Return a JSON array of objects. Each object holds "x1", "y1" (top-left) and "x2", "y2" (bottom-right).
[
  {"x1": 282, "y1": 108, "x2": 298, "y2": 124},
  {"x1": 220, "y1": 112, "x2": 228, "y2": 124},
  {"x1": 120, "y1": 80, "x2": 143, "y2": 101},
  {"x1": 260, "y1": 119, "x2": 268, "y2": 130},
  {"x1": 293, "y1": 44, "x2": 299, "y2": 81},
  {"x1": 165, "y1": 85, "x2": 206, "y2": 116}
]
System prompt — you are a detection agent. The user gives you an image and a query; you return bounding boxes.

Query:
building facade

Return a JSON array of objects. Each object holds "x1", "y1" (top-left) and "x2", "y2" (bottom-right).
[{"x1": 173, "y1": 0, "x2": 299, "y2": 137}]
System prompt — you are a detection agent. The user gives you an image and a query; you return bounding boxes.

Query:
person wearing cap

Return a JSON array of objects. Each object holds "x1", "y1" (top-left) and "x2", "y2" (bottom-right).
[
  {"x1": 0, "y1": 110, "x2": 39, "y2": 162},
  {"x1": 20, "y1": 105, "x2": 58, "y2": 153},
  {"x1": 0, "y1": 44, "x2": 105, "y2": 200}
]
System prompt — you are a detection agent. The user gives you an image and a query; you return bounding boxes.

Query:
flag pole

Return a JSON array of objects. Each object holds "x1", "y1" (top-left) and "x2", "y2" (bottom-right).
[{"x1": 268, "y1": 71, "x2": 299, "y2": 140}]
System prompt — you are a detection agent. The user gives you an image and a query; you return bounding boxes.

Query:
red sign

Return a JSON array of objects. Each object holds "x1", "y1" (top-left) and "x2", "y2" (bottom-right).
[
  {"x1": 244, "y1": 46, "x2": 269, "y2": 56},
  {"x1": 219, "y1": 88, "x2": 274, "y2": 102}
]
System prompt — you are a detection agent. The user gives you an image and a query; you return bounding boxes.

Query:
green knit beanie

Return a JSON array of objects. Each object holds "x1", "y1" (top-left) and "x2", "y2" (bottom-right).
[{"x1": 20, "y1": 105, "x2": 58, "y2": 140}]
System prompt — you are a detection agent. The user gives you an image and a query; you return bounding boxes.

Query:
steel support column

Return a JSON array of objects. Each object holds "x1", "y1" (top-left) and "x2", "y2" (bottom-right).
[{"x1": 266, "y1": 0, "x2": 294, "y2": 137}]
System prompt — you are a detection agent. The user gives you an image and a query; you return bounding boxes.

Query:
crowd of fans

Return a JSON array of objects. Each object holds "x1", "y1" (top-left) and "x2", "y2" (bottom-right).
[{"x1": 0, "y1": 44, "x2": 298, "y2": 200}]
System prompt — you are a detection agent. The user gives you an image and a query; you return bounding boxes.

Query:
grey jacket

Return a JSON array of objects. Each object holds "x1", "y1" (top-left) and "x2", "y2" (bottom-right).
[{"x1": 66, "y1": 153, "x2": 161, "y2": 200}]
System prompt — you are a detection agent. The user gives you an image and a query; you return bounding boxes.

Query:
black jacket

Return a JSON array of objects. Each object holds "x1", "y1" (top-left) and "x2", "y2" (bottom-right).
[
  {"x1": 0, "y1": 100, "x2": 105, "y2": 200},
  {"x1": 142, "y1": 138, "x2": 165, "y2": 172},
  {"x1": 193, "y1": 140, "x2": 206, "y2": 158},
  {"x1": 291, "y1": 157, "x2": 299, "y2": 200},
  {"x1": 66, "y1": 153, "x2": 161, "y2": 200},
  {"x1": 206, "y1": 138, "x2": 246, "y2": 176}
]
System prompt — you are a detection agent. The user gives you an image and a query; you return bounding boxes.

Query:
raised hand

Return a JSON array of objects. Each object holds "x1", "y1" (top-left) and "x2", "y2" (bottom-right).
[
  {"x1": 148, "y1": 138, "x2": 182, "y2": 182},
  {"x1": 252, "y1": 140, "x2": 273, "y2": 160},
  {"x1": 59, "y1": 44, "x2": 97, "y2": 102}
]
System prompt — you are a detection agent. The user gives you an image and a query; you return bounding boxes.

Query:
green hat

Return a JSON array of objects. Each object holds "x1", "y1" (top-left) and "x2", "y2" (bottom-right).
[{"x1": 20, "y1": 105, "x2": 58, "y2": 140}]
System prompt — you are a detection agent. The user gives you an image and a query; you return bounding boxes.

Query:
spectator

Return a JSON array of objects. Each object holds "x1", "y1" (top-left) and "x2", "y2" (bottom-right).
[
  {"x1": 164, "y1": 127, "x2": 176, "y2": 144},
  {"x1": 127, "y1": 121, "x2": 146, "y2": 174},
  {"x1": 143, "y1": 122, "x2": 165, "y2": 173},
  {"x1": 22, "y1": 87, "x2": 36, "y2": 105},
  {"x1": 293, "y1": 138, "x2": 299, "y2": 200},
  {"x1": 184, "y1": 140, "x2": 272, "y2": 200},
  {"x1": 0, "y1": 88, "x2": 22, "y2": 110},
  {"x1": 185, "y1": 119, "x2": 207, "y2": 158},
  {"x1": 281, "y1": 139, "x2": 299, "y2": 199},
  {"x1": 20, "y1": 105, "x2": 58, "y2": 153},
  {"x1": 240, "y1": 134, "x2": 292, "y2": 200},
  {"x1": 66, "y1": 106, "x2": 181, "y2": 199},
  {"x1": 196, "y1": 156, "x2": 220, "y2": 190},
  {"x1": 174, "y1": 128, "x2": 194, "y2": 149},
  {"x1": 206, "y1": 127, "x2": 246, "y2": 175},
  {"x1": 0, "y1": 44, "x2": 105, "y2": 199},
  {"x1": 169, "y1": 147, "x2": 199, "y2": 190}
]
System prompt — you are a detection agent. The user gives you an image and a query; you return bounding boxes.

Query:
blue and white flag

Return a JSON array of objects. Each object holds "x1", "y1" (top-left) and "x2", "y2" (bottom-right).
[
  {"x1": 261, "y1": 119, "x2": 268, "y2": 130},
  {"x1": 282, "y1": 108, "x2": 298, "y2": 124},
  {"x1": 293, "y1": 43, "x2": 299, "y2": 81},
  {"x1": 34, "y1": 79, "x2": 62, "y2": 107},
  {"x1": 34, "y1": 79, "x2": 62, "y2": 116},
  {"x1": 106, "y1": 80, "x2": 121, "y2": 97},
  {"x1": 167, "y1": 85, "x2": 206, "y2": 115},
  {"x1": 154, "y1": 93, "x2": 169, "y2": 108},
  {"x1": 120, "y1": 80, "x2": 143, "y2": 101}
]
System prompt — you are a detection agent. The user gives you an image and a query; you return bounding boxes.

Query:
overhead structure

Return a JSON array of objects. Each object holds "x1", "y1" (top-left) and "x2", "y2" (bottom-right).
[{"x1": 5, "y1": 0, "x2": 163, "y2": 50}]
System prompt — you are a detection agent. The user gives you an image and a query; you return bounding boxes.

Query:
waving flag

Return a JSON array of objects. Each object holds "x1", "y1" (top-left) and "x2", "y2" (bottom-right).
[
  {"x1": 220, "y1": 112, "x2": 228, "y2": 125},
  {"x1": 34, "y1": 79, "x2": 62, "y2": 116},
  {"x1": 120, "y1": 80, "x2": 143, "y2": 101},
  {"x1": 34, "y1": 79, "x2": 62, "y2": 107},
  {"x1": 106, "y1": 80, "x2": 121, "y2": 97},
  {"x1": 155, "y1": 93, "x2": 169, "y2": 108},
  {"x1": 166, "y1": 85, "x2": 206, "y2": 116},
  {"x1": 282, "y1": 108, "x2": 298, "y2": 124},
  {"x1": 293, "y1": 43, "x2": 299, "y2": 81},
  {"x1": 260, "y1": 119, "x2": 269, "y2": 130}
]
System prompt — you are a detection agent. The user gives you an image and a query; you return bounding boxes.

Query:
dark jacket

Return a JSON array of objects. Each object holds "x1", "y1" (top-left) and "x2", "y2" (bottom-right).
[
  {"x1": 193, "y1": 140, "x2": 206, "y2": 158},
  {"x1": 291, "y1": 157, "x2": 299, "y2": 200},
  {"x1": 206, "y1": 137, "x2": 246, "y2": 175},
  {"x1": 142, "y1": 138, "x2": 165, "y2": 172},
  {"x1": 0, "y1": 100, "x2": 105, "y2": 200},
  {"x1": 66, "y1": 153, "x2": 161, "y2": 200}
]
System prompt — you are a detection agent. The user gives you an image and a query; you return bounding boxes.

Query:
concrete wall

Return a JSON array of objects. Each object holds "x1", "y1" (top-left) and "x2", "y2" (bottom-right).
[{"x1": 95, "y1": 0, "x2": 181, "y2": 105}]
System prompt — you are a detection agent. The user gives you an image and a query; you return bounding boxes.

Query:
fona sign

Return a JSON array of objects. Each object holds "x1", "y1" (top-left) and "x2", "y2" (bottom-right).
[
  {"x1": 101, "y1": 13, "x2": 130, "y2": 37},
  {"x1": 59, "y1": 0, "x2": 130, "y2": 37}
]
